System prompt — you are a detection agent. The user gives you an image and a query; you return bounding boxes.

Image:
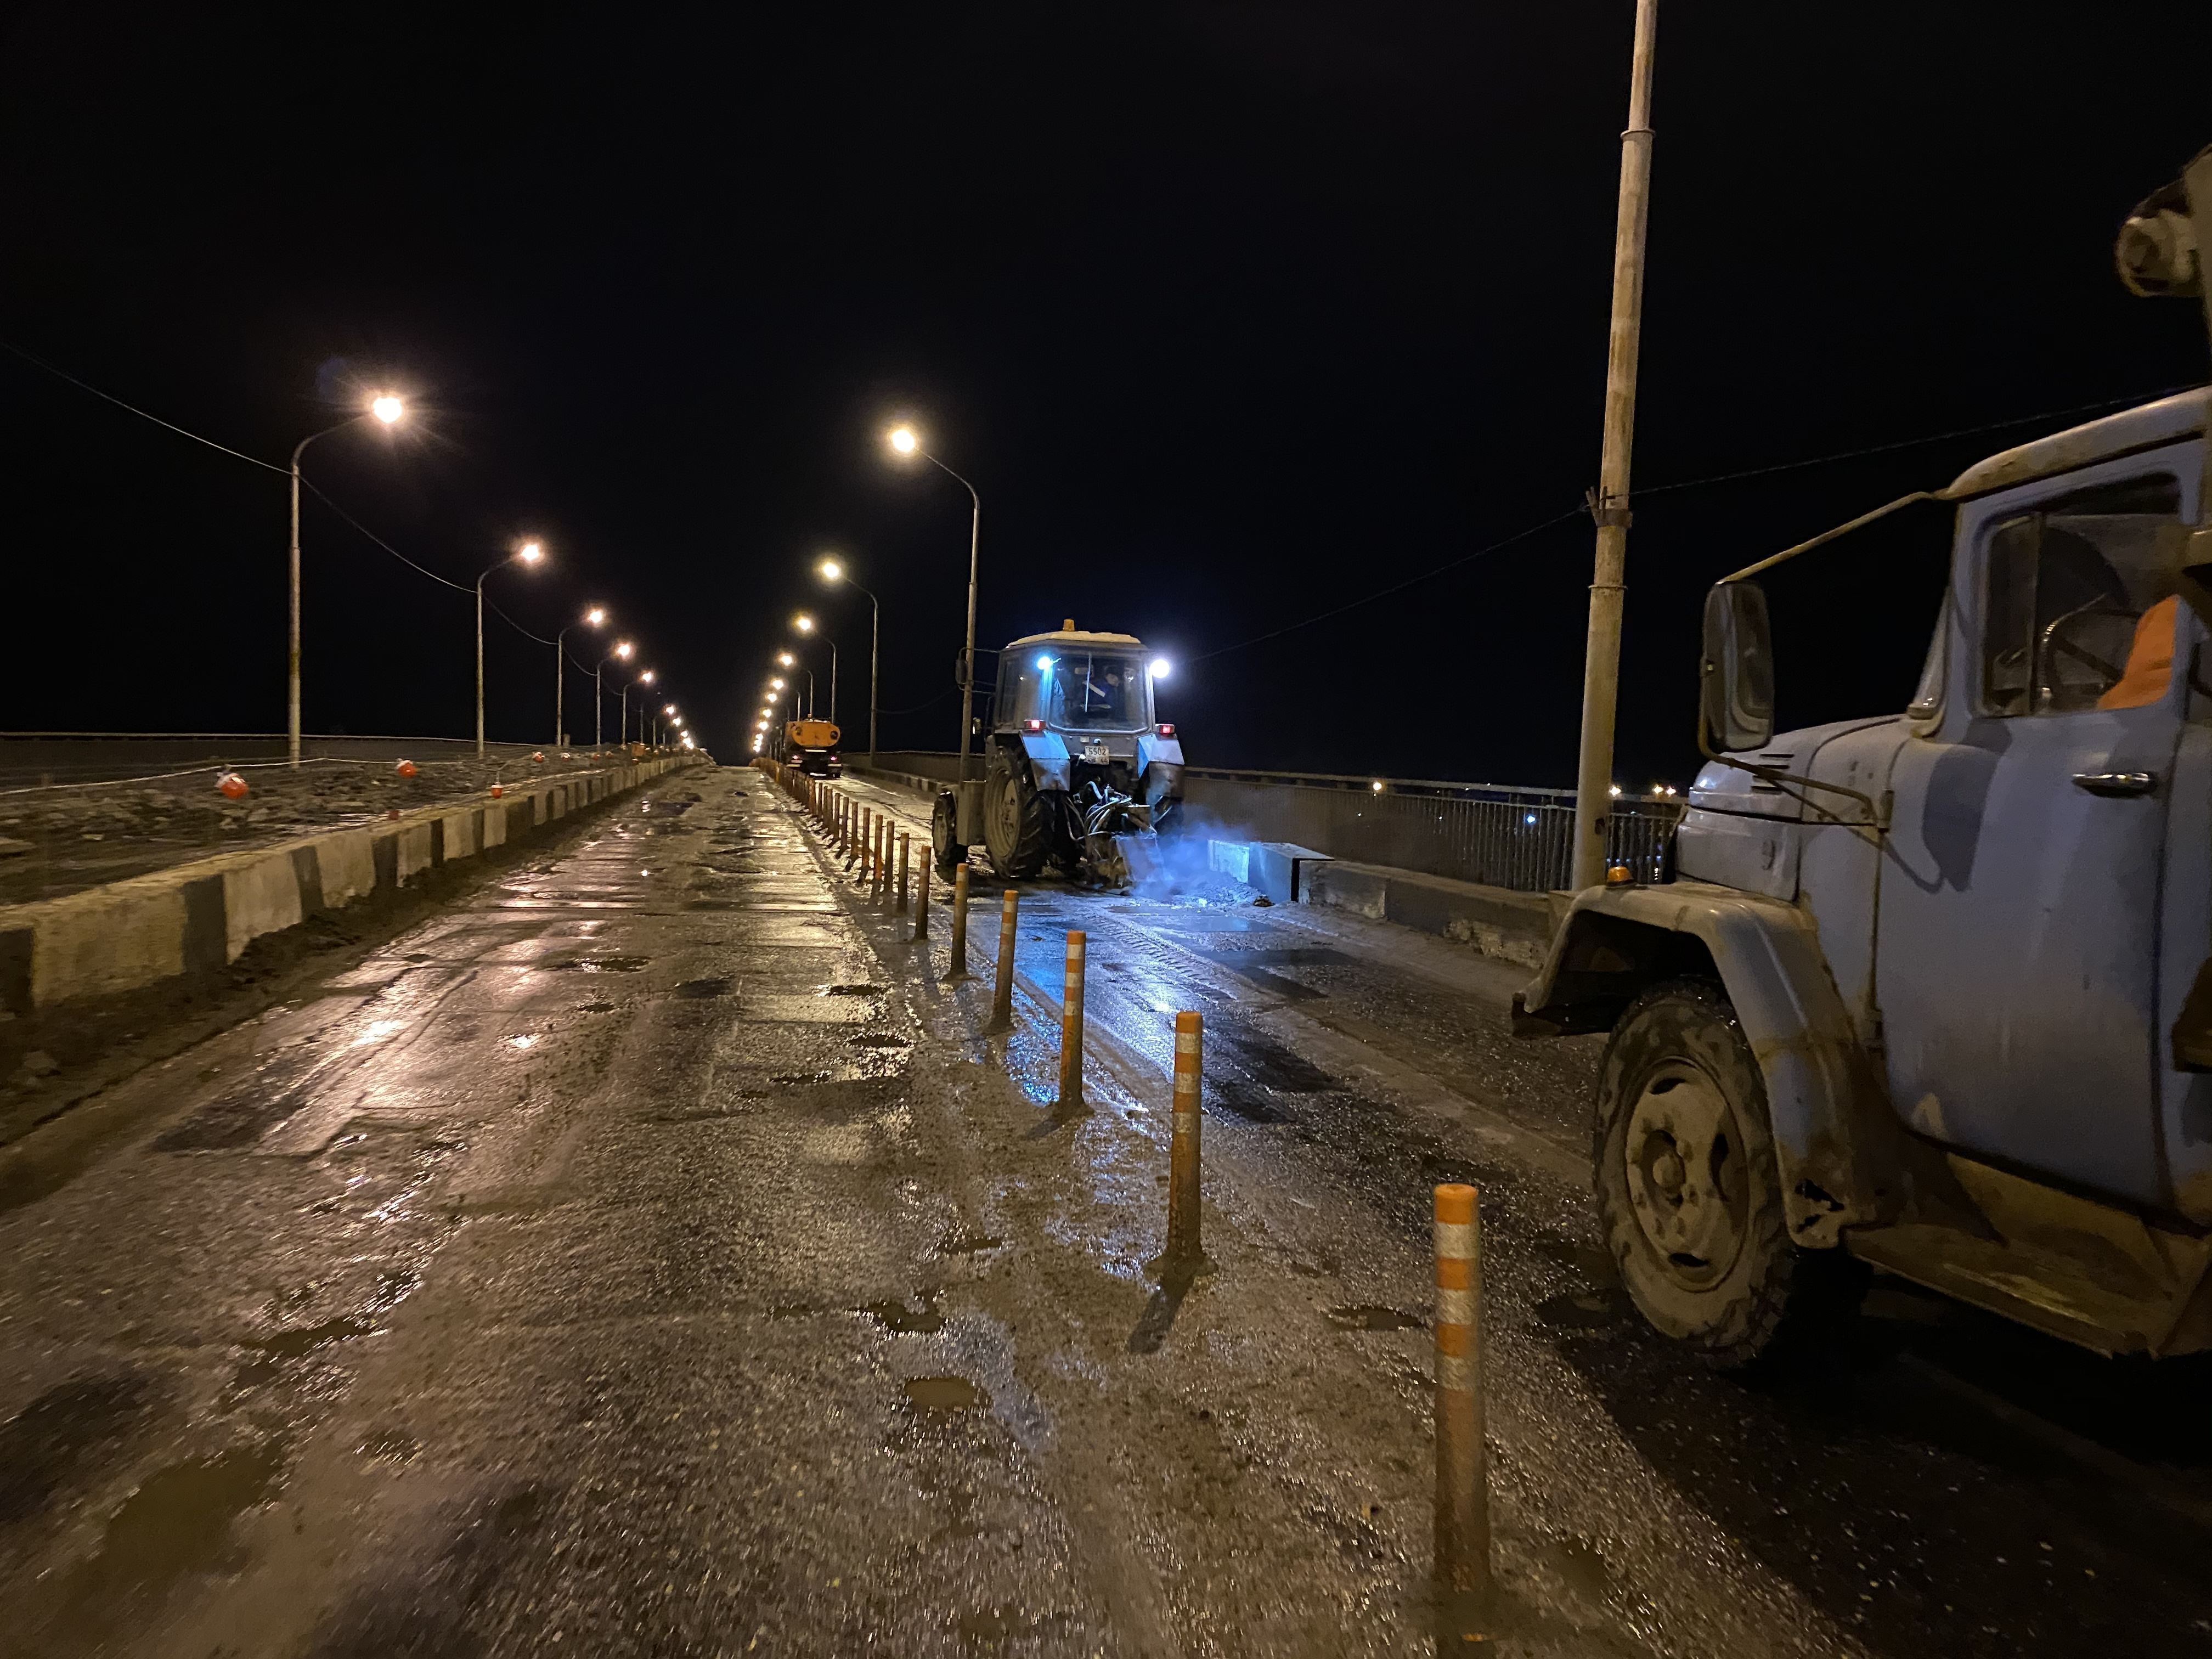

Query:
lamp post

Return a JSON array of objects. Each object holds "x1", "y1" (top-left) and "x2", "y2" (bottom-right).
[
  {"x1": 791, "y1": 614, "x2": 831, "y2": 720},
  {"x1": 621, "y1": 669, "x2": 655, "y2": 748},
  {"x1": 594, "y1": 640, "x2": 634, "y2": 747},
  {"x1": 662, "y1": 703, "x2": 676, "y2": 748},
  {"x1": 288, "y1": 392, "x2": 405, "y2": 765},
  {"x1": 555, "y1": 606, "x2": 606, "y2": 746},
  {"x1": 887, "y1": 425, "x2": 981, "y2": 777},
  {"x1": 817, "y1": 557, "x2": 879, "y2": 758},
  {"x1": 477, "y1": 540, "x2": 546, "y2": 754},
  {"x1": 1568, "y1": 0, "x2": 1661, "y2": 891}
]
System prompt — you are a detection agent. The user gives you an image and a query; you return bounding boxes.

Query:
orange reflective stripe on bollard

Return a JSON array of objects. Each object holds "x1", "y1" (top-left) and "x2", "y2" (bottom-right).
[
  {"x1": 1432, "y1": 1182, "x2": 1489, "y2": 1602},
  {"x1": 990, "y1": 889, "x2": 1018, "y2": 1029},
  {"x1": 1057, "y1": 930, "x2": 1086, "y2": 1109}
]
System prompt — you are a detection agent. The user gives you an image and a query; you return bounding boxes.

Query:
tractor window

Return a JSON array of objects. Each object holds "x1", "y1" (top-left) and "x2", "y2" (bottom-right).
[
  {"x1": 1978, "y1": 474, "x2": 2183, "y2": 715},
  {"x1": 1046, "y1": 653, "x2": 1148, "y2": 730}
]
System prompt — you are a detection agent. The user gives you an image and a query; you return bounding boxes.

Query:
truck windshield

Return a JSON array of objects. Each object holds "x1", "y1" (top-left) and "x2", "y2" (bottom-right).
[{"x1": 1046, "y1": 652, "x2": 1148, "y2": 730}]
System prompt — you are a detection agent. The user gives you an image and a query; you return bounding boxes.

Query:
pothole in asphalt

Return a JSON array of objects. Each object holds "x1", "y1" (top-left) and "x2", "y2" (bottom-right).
[
  {"x1": 552, "y1": 956, "x2": 650, "y2": 973},
  {"x1": 577, "y1": 1001, "x2": 616, "y2": 1013},
  {"x1": 673, "y1": 978, "x2": 732, "y2": 998},
  {"x1": 684, "y1": 900, "x2": 742, "y2": 911},
  {"x1": 50, "y1": 1442, "x2": 286, "y2": 1620},
  {"x1": 1326, "y1": 1306, "x2": 1426, "y2": 1331},
  {"x1": 936, "y1": 1231, "x2": 1005, "y2": 1256},
  {"x1": 902, "y1": 1376, "x2": 985, "y2": 1410},
  {"x1": 849, "y1": 1034, "x2": 909, "y2": 1049},
  {"x1": 825, "y1": 983, "x2": 884, "y2": 997},
  {"x1": 858, "y1": 1296, "x2": 944, "y2": 1333}
]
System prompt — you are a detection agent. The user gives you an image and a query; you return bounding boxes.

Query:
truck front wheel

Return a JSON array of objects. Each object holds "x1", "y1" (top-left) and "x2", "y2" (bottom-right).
[{"x1": 1594, "y1": 978, "x2": 1835, "y2": 1369}]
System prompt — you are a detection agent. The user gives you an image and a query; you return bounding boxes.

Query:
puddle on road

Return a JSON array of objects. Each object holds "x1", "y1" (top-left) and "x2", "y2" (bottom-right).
[
  {"x1": 825, "y1": 983, "x2": 884, "y2": 997},
  {"x1": 859, "y1": 1295, "x2": 945, "y2": 1334},
  {"x1": 42, "y1": 1442, "x2": 286, "y2": 1639},
  {"x1": 251, "y1": 1316, "x2": 371, "y2": 1361},
  {"x1": 903, "y1": 1376, "x2": 986, "y2": 1410},
  {"x1": 1326, "y1": 1305, "x2": 1427, "y2": 1331},
  {"x1": 0, "y1": 1374, "x2": 161, "y2": 1531},
  {"x1": 550, "y1": 955, "x2": 650, "y2": 973},
  {"x1": 936, "y1": 1231, "x2": 1005, "y2": 1257}
]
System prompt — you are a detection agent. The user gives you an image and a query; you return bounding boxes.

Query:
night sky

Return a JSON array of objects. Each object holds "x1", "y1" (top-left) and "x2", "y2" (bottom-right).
[{"x1": 4, "y1": 5, "x2": 2209, "y2": 785}]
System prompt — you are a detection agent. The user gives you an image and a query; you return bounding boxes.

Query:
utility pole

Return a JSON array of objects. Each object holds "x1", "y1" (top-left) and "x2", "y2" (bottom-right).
[{"x1": 1569, "y1": 0, "x2": 1660, "y2": 892}]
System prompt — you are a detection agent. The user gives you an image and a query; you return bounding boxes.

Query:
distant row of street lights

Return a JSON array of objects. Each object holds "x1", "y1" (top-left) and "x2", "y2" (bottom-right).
[
  {"x1": 288, "y1": 392, "x2": 692, "y2": 762},
  {"x1": 752, "y1": 424, "x2": 970, "y2": 762}
]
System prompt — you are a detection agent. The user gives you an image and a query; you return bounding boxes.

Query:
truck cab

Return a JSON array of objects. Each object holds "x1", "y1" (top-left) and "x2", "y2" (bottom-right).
[{"x1": 1518, "y1": 388, "x2": 2212, "y2": 1363}]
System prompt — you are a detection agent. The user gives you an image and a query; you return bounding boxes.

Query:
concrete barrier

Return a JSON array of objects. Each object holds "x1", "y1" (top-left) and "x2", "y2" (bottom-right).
[
  {"x1": 0, "y1": 756, "x2": 696, "y2": 1019},
  {"x1": 1300, "y1": 859, "x2": 1555, "y2": 969}
]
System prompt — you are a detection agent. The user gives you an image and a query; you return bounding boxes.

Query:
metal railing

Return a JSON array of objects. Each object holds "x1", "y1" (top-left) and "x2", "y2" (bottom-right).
[
  {"x1": 1178, "y1": 768, "x2": 1683, "y2": 894},
  {"x1": 849, "y1": 752, "x2": 1685, "y2": 895}
]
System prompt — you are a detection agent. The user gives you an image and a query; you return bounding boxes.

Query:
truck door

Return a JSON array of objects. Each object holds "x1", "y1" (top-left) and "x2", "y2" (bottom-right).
[{"x1": 1879, "y1": 459, "x2": 2193, "y2": 1207}]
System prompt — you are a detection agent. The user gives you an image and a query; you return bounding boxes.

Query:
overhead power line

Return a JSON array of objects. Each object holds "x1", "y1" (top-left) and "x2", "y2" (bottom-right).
[
  {"x1": 0, "y1": 336, "x2": 289, "y2": 474},
  {"x1": 1188, "y1": 381, "x2": 2200, "y2": 671}
]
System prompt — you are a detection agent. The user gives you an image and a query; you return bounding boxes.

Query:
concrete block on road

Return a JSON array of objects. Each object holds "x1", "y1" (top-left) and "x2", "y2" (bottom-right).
[{"x1": 1206, "y1": 839, "x2": 1333, "y2": 905}]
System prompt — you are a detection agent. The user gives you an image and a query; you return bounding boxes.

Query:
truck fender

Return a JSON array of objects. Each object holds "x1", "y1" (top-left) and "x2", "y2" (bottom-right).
[
  {"x1": 1514, "y1": 880, "x2": 1902, "y2": 1246},
  {"x1": 1017, "y1": 731, "x2": 1071, "y2": 792}
]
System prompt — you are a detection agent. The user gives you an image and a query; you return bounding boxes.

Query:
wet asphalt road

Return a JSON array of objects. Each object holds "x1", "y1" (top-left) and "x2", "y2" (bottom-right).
[{"x1": 2, "y1": 765, "x2": 2209, "y2": 1657}]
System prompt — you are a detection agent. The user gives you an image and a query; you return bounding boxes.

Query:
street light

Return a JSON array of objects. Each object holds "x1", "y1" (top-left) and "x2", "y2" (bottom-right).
[
  {"x1": 884, "y1": 422, "x2": 983, "y2": 777},
  {"x1": 594, "y1": 640, "x2": 634, "y2": 746},
  {"x1": 477, "y1": 539, "x2": 546, "y2": 755},
  {"x1": 776, "y1": 651, "x2": 795, "y2": 668},
  {"x1": 789, "y1": 613, "x2": 829, "y2": 720},
  {"x1": 554, "y1": 606, "x2": 606, "y2": 746},
  {"x1": 620, "y1": 668, "x2": 654, "y2": 747},
  {"x1": 287, "y1": 391, "x2": 407, "y2": 765},
  {"x1": 818, "y1": 555, "x2": 880, "y2": 758}
]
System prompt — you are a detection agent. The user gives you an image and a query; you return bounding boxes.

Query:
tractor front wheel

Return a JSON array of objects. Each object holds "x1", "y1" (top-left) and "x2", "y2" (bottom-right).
[{"x1": 983, "y1": 768, "x2": 1049, "y2": 879}]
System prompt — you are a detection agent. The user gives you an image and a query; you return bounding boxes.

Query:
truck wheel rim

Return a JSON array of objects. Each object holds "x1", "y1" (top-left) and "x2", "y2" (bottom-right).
[{"x1": 1622, "y1": 1061, "x2": 1750, "y2": 1288}]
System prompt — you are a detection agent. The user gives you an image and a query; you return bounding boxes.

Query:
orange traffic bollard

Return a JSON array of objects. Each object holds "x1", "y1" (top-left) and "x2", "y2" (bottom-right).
[
  {"x1": 1163, "y1": 1012, "x2": 1205, "y2": 1268},
  {"x1": 990, "y1": 889, "x2": 1019, "y2": 1029},
  {"x1": 1057, "y1": 931, "x2": 1087, "y2": 1110},
  {"x1": 1432, "y1": 1183, "x2": 1489, "y2": 1606},
  {"x1": 913, "y1": 857, "x2": 930, "y2": 941},
  {"x1": 948, "y1": 865, "x2": 970, "y2": 978},
  {"x1": 898, "y1": 832, "x2": 911, "y2": 914}
]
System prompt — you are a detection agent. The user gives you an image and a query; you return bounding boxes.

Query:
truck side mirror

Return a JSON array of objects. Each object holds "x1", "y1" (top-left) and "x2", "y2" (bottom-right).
[{"x1": 1700, "y1": 581, "x2": 1775, "y2": 754}]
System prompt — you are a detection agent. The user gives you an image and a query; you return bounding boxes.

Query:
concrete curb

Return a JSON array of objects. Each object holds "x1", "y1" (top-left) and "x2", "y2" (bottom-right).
[
  {"x1": 0, "y1": 757, "x2": 695, "y2": 1018},
  {"x1": 1299, "y1": 859, "x2": 1557, "y2": 969},
  {"x1": 843, "y1": 761, "x2": 946, "y2": 797}
]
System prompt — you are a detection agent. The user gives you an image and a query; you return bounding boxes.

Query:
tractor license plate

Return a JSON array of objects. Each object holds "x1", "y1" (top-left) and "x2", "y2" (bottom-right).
[{"x1": 1080, "y1": 739, "x2": 1110, "y2": 764}]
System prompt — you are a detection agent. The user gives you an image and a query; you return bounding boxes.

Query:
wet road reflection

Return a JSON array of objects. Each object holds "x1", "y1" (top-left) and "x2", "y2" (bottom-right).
[{"x1": 0, "y1": 768, "x2": 2207, "y2": 1656}]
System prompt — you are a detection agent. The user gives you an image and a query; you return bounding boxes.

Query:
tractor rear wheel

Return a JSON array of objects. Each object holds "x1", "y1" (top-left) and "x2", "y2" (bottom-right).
[{"x1": 983, "y1": 768, "x2": 1049, "y2": 879}]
